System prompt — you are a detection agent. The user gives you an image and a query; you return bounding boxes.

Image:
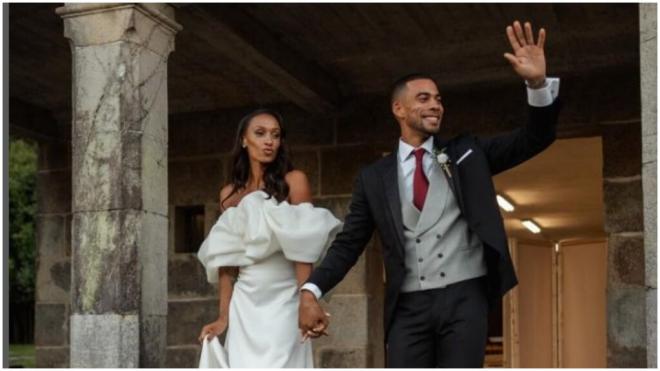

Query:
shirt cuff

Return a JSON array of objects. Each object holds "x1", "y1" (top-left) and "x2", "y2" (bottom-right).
[
  {"x1": 526, "y1": 77, "x2": 560, "y2": 107},
  {"x1": 300, "y1": 282, "x2": 322, "y2": 300}
]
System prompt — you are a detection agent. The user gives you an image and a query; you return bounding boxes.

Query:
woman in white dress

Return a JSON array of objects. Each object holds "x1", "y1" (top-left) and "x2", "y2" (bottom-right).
[{"x1": 196, "y1": 108, "x2": 341, "y2": 368}]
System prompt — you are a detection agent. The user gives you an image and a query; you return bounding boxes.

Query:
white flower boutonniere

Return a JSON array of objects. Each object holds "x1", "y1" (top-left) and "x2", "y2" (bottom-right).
[{"x1": 433, "y1": 148, "x2": 452, "y2": 178}]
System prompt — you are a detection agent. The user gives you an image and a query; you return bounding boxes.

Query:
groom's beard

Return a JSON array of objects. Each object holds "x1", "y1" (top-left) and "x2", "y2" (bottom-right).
[{"x1": 407, "y1": 110, "x2": 442, "y2": 137}]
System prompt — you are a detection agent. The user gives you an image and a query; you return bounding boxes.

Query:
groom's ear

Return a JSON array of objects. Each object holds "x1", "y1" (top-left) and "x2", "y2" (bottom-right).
[{"x1": 392, "y1": 100, "x2": 404, "y2": 121}]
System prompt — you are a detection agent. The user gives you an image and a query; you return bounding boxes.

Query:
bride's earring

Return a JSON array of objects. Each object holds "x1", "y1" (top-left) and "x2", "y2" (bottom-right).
[{"x1": 242, "y1": 142, "x2": 247, "y2": 148}]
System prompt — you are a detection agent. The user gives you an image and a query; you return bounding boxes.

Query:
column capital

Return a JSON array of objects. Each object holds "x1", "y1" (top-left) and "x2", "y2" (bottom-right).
[{"x1": 56, "y1": 3, "x2": 182, "y2": 56}]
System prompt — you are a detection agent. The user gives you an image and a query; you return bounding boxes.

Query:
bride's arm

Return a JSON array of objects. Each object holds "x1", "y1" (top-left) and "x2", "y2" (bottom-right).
[
  {"x1": 197, "y1": 185, "x2": 239, "y2": 342},
  {"x1": 216, "y1": 184, "x2": 238, "y2": 322},
  {"x1": 197, "y1": 266, "x2": 236, "y2": 342},
  {"x1": 295, "y1": 264, "x2": 313, "y2": 288},
  {"x1": 286, "y1": 170, "x2": 314, "y2": 287},
  {"x1": 217, "y1": 266, "x2": 237, "y2": 320}
]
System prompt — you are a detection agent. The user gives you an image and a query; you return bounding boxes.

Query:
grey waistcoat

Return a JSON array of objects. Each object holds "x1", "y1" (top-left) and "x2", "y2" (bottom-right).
[{"x1": 398, "y1": 158, "x2": 487, "y2": 293}]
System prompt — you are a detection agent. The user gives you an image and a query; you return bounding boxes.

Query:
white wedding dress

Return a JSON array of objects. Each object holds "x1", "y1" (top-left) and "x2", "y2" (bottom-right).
[{"x1": 197, "y1": 191, "x2": 342, "y2": 368}]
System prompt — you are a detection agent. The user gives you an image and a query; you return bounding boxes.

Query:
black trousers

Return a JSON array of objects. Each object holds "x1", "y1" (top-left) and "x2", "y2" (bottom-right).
[{"x1": 386, "y1": 276, "x2": 489, "y2": 368}]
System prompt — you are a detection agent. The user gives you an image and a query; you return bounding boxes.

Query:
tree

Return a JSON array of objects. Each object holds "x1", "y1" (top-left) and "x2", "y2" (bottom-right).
[{"x1": 9, "y1": 138, "x2": 37, "y2": 304}]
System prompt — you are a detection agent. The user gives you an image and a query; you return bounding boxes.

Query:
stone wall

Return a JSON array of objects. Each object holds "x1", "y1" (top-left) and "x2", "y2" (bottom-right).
[
  {"x1": 601, "y1": 125, "x2": 646, "y2": 367},
  {"x1": 640, "y1": 3, "x2": 657, "y2": 368},
  {"x1": 34, "y1": 131, "x2": 72, "y2": 367},
  {"x1": 595, "y1": 28, "x2": 648, "y2": 365}
]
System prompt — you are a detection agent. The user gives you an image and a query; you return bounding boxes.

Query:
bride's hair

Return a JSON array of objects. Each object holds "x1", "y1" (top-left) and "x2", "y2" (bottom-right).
[{"x1": 222, "y1": 108, "x2": 293, "y2": 209}]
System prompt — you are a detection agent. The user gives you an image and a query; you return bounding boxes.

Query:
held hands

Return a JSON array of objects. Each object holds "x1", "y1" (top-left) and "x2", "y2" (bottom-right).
[
  {"x1": 504, "y1": 21, "x2": 547, "y2": 88},
  {"x1": 298, "y1": 290, "x2": 331, "y2": 342},
  {"x1": 198, "y1": 316, "x2": 228, "y2": 343}
]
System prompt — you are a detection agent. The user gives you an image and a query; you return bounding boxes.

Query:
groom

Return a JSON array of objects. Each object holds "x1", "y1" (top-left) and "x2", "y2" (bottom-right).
[{"x1": 299, "y1": 21, "x2": 561, "y2": 367}]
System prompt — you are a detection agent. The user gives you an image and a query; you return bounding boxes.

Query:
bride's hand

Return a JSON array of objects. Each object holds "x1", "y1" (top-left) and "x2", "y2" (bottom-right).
[{"x1": 198, "y1": 316, "x2": 228, "y2": 343}]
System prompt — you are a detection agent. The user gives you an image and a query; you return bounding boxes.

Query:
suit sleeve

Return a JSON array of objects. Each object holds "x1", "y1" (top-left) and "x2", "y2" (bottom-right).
[
  {"x1": 476, "y1": 97, "x2": 562, "y2": 175},
  {"x1": 307, "y1": 170, "x2": 376, "y2": 296}
]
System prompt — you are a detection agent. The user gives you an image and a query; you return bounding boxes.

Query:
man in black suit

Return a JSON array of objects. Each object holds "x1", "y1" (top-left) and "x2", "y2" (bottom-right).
[{"x1": 299, "y1": 20, "x2": 561, "y2": 367}]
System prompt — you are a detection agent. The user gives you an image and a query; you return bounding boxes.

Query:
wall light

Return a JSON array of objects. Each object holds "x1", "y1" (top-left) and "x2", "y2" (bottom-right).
[
  {"x1": 521, "y1": 219, "x2": 541, "y2": 234},
  {"x1": 496, "y1": 194, "x2": 515, "y2": 212}
]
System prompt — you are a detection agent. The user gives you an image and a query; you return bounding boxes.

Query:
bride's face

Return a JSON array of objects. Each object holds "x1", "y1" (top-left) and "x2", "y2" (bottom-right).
[{"x1": 242, "y1": 113, "x2": 282, "y2": 164}]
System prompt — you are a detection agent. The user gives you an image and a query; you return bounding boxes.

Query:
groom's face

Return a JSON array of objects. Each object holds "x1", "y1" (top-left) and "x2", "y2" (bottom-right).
[{"x1": 394, "y1": 79, "x2": 444, "y2": 136}]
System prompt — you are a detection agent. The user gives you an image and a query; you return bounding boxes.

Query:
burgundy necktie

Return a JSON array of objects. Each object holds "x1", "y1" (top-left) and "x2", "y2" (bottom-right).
[{"x1": 413, "y1": 148, "x2": 429, "y2": 211}]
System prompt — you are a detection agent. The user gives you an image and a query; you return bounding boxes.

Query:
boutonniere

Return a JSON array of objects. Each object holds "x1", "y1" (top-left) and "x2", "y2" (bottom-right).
[{"x1": 433, "y1": 147, "x2": 452, "y2": 178}]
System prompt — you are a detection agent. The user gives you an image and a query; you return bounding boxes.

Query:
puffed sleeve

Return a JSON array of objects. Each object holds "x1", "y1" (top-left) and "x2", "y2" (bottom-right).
[
  {"x1": 197, "y1": 194, "x2": 280, "y2": 283},
  {"x1": 263, "y1": 201, "x2": 343, "y2": 263}
]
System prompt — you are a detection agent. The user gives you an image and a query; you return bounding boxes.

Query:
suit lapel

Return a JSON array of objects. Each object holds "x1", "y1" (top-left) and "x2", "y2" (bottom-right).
[
  {"x1": 447, "y1": 143, "x2": 466, "y2": 212},
  {"x1": 434, "y1": 135, "x2": 465, "y2": 213},
  {"x1": 380, "y1": 152, "x2": 406, "y2": 259}
]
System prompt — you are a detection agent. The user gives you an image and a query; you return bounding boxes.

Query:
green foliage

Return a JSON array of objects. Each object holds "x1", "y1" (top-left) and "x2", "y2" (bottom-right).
[
  {"x1": 9, "y1": 138, "x2": 37, "y2": 304},
  {"x1": 9, "y1": 343, "x2": 36, "y2": 368}
]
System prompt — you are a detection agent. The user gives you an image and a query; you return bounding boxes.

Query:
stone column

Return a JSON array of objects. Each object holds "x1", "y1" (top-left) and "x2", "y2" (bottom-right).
[
  {"x1": 56, "y1": 3, "x2": 181, "y2": 367},
  {"x1": 640, "y1": 3, "x2": 657, "y2": 368},
  {"x1": 602, "y1": 126, "x2": 647, "y2": 367},
  {"x1": 601, "y1": 116, "x2": 646, "y2": 363}
]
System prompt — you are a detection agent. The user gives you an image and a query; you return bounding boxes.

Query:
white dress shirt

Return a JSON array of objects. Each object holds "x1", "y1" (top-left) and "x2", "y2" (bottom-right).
[{"x1": 300, "y1": 77, "x2": 560, "y2": 299}]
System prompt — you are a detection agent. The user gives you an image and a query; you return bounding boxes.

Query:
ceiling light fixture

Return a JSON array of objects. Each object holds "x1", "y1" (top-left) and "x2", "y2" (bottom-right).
[
  {"x1": 496, "y1": 194, "x2": 515, "y2": 212},
  {"x1": 521, "y1": 219, "x2": 541, "y2": 234}
]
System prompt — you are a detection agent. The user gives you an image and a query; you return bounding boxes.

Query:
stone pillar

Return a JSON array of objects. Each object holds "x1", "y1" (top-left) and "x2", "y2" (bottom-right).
[
  {"x1": 56, "y1": 3, "x2": 181, "y2": 367},
  {"x1": 601, "y1": 128, "x2": 646, "y2": 364},
  {"x1": 640, "y1": 3, "x2": 657, "y2": 368}
]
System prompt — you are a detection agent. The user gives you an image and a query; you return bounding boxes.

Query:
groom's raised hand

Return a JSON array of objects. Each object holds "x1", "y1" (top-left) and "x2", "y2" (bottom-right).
[
  {"x1": 299, "y1": 290, "x2": 329, "y2": 341},
  {"x1": 504, "y1": 20, "x2": 547, "y2": 88}
]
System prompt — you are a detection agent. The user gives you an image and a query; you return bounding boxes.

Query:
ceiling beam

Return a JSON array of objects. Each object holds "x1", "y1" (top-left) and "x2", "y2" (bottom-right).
[{"x1": 179, "y1": 5, "x2": 341, "y2": 113}]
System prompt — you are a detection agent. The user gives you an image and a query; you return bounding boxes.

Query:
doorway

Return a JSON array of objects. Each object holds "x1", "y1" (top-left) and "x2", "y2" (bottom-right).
[{"x1": 493, "y1": 137, "x2": 606, "y2": 367}]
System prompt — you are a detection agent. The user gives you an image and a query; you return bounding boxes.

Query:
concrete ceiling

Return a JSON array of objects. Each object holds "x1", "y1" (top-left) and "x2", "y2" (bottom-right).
[
  {"x1": 7, "y1": 4, "x2": 624, "y2": 246},
  {"x1": 494, "y1": 136, "x2": 605, "y2": 243},
  {"x1": 9, "y1": 3, "x2": 640, "y2": 116}
]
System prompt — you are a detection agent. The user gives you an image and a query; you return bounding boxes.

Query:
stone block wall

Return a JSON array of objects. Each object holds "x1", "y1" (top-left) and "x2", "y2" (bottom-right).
[
  {"x1": 601, "y1": 121, "x2": 647, "y2": 368},
  {"x1": 640, "y1": 3, "x2": 657, "y2": 368},
  {"x1": 34, "y1": 139, "x2": 72, "y2": 368}
]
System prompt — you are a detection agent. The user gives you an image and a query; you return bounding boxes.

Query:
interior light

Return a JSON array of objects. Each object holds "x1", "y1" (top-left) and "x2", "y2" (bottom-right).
[
  {"x1": 496, "y1": 194, "x2": 515, "y2": 212},
  {"x1": 521, "y1": 219, "x2": 541, "y2": 234}
]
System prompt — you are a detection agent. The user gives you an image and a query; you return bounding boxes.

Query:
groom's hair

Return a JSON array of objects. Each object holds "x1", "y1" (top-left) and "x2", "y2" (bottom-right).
[{"x1": 390, "y1": 73, "x2": 438, "y2": 103}]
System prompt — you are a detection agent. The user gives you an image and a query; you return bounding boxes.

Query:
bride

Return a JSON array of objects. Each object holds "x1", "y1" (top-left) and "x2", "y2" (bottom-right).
[{"x1": 196, "y1": 108, "x2": 341, "y2": 368}]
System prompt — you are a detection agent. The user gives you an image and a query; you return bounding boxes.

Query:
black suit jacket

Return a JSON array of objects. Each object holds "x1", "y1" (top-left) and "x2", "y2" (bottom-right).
[{"x1": 308, "y1": 99, "x2": 562, "y2": 339}]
